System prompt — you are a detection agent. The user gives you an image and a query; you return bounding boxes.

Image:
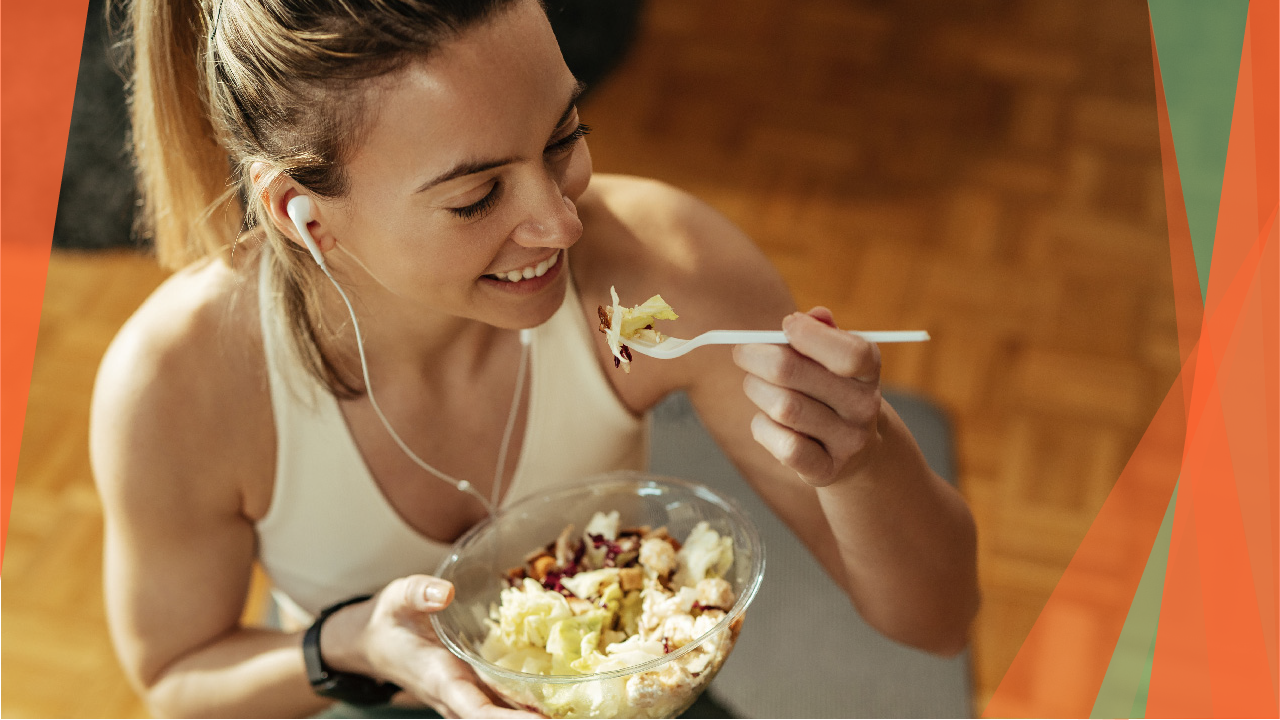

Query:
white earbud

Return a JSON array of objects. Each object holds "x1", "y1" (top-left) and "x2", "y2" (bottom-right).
[{"x1": 285, "y1": 195, "x2": 325, "y2": 269}]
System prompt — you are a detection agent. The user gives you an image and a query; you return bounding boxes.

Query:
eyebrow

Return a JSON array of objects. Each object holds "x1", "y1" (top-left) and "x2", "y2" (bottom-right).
[{"x1": 415, "y1": 80, "x2": 587, "y2": 194}]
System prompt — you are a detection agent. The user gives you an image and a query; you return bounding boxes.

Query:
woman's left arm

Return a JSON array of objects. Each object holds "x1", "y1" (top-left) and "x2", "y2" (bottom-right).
[
  {"x1": 718, "y1": 309, "x2": 979, "y2": 656},
  {"x1": 644, "y1": 186, "x2": 979, "y2": 656}
]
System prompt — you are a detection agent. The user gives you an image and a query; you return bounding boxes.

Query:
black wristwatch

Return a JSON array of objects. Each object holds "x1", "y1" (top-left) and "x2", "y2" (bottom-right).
[{"x1": 303, "y1": 594, "x2": 402, "y2": 706}]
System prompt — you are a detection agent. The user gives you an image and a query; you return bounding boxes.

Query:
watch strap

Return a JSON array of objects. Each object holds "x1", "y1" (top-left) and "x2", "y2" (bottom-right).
[{"x1": 303, "y1": 594, "x2": 402, "y2": 706}]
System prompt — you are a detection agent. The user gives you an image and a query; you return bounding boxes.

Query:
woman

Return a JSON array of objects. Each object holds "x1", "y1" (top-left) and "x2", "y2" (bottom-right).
[{"x1": 90, "y1": 0, "x2": 979, "y2": 716}]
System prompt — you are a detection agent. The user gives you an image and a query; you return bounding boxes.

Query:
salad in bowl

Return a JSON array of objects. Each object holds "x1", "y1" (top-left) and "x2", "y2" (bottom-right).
[{"x1": 430, "y1": 472, "x2": 764, "y2": 719}]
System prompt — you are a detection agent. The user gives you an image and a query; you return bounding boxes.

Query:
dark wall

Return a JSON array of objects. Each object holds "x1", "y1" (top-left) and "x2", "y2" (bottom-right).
[{"x1": 53, "y1": 0, "x2": 136, "y2": 251}]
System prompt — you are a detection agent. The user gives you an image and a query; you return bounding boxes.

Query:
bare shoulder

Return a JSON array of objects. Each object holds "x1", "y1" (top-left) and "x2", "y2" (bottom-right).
[
  {"x1": 571, "y1": 175, "x2": 795, "y2": 404},
  {"x1": 90, "y1": 250, "x2": 273, "y2": 521},
  {"x1": 576, "y1": 174, "x2": 795, "y2": 336}
]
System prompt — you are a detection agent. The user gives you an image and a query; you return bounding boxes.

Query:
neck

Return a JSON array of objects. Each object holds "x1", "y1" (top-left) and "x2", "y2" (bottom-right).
[
  {"x1": 313, "y1": 255, "x2": 506, "y2": 386},
  {"x1": 302, "y1": 249, "x2": 532, "y2": 516}
]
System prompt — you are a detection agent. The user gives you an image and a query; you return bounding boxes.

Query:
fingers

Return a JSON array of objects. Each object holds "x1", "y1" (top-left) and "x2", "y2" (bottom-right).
[
  {"x1": 807, "y1": 305, "x2": 837, "y2": 327},
  {"x1": 438, "y1": 677, "x2": 500, "y2": 718},
  {"x1": 377, "y1": 575, "x2": 455, "y2": 642},
  {"x1": 366, "y1": 578, "x2": 542, "y2": 719},
  {"x1": 735, "y1": 307, "x2": 885, "y2": 485},
  {"x1": 783, "y1": 310, "x2": 880, "y2": 383},
  {"x1": 386, "y1": 575, "x2": 454, "y2": 615},
  {"x1": 743, "y1": 374, "x2": 837, "y2": 444},
  {"x1": 732, "y1": 344, "x2": 876, "y2": 425},
  {"x1": 750, "y1": 413, "x2": 835, "y2": 483},
  {"x1": 430, "y1": 659, "x2": 543, "y2": 718}
]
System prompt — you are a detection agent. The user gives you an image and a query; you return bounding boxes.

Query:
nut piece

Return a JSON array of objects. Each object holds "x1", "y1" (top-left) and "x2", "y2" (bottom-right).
[
  {"x1": 695, "y1": 577, "x2": 735, "y2": 610},
  {"x1": 530, "y1": 555, "x2": 557, "y2": 581},
  {"x1": 598, "y1": 305, "x2": 612, "y2": 334},
  {"x1": 619, "y1": 566, "x2": 644, "y2": 592},
  {"x1": 639, "y1": 537, "x2": 677, "y2": 577}
]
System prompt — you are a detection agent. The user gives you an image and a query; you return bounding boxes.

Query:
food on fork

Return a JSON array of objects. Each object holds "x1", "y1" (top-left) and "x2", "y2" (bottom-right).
[
  {"x1": 597, "y1": 287, "x2": 679, "y2": 373},
  {"x1": 480, "y1": 512, "x2": 741, "y2": 718}
]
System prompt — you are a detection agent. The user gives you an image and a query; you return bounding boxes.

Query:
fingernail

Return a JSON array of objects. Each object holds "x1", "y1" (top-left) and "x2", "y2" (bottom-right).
[{"x1": 425, "y1": 580, "x2": 453, "y2": 607}]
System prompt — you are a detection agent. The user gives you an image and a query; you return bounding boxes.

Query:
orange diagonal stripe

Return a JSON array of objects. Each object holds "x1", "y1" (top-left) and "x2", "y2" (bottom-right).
[
  {"x1": 981, "y1": 364, "x2": 1187, "y2": 717},
  {"x1": 1148, "y1": 2, "x2": 1280, "y2": 711},
  {"x1": 0, "y1": 0, "x2": 94, "y2": 568}
]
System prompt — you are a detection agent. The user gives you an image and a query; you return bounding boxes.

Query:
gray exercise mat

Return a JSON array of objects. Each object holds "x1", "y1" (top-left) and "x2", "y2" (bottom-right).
[{"x1": 648, "y1": 390, "x2": 973, "y2": 718}]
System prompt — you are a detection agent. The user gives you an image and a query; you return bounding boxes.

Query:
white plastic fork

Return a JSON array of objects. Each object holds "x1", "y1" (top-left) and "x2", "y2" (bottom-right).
[{"x1": 622, "y1": 329, "x2": 931, "y2": 359}]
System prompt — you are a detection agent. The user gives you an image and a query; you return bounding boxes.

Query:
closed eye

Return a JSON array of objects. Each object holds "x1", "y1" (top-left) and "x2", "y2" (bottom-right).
[
  {"x1": 448, "y1": 182, "x2": 501, "y2": 220},
  {"x1": 447, "y1": 121, "x2": 588, "y2": 220},
  {"x1": 545, "y1": 123, "x2": 591, "y2": 155}
]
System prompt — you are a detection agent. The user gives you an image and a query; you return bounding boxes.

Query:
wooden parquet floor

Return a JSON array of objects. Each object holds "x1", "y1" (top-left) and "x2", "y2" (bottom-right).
[{"x1": 2, "y1": 0, "x2": 1178, "y2": 716}]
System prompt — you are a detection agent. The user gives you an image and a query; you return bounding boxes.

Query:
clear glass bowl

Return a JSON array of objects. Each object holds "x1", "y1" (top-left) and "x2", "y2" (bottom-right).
[{"x1": 430, "y1": 471, "x2": 765, "y2": 719}]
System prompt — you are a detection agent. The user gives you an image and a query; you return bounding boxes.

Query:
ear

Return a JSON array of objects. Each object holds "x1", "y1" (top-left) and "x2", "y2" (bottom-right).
[{"x1": 252, "y1": 161, "x2": 337, "y2": 261}]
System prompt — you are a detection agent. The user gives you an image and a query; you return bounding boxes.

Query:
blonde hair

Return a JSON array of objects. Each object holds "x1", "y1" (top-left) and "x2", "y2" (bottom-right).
[{"x1": 118, "y1": 0, "x2": 519, "y2": 394}]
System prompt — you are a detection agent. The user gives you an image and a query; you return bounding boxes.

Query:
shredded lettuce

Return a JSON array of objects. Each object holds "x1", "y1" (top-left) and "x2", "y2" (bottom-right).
[
  {"x1": 603, "y1": 287, "x2": 679, "y2": 373},
  {"x1": 617, "y1": 295, "x2": 679, "y2": 336},
  {"x1": 560, "y1": 569, "x2": 621, "y2": 601},
  {"x1": 479, "y1": 512, "x2": 737, "y2": 718},
  {"x1": 492, "y1": 578, "x2": 574, "y2": 649},
  {"x1": 672, "y1": 522, "x2": 734, "y2": 588}
]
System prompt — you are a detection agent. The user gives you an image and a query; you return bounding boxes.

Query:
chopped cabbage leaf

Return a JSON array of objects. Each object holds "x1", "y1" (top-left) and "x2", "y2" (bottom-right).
[
  {"x1": 603, "y1": 287, "x2": 679, "y2": 373},
  {"x1": 672, "y1": 522, "x2": 734, "y2": 588},
  {"x1": 479, "y1": 510, "x2": 738, "y2": 719},
  {"x1": 617, "y1": 295, "x2": 679, "y2": 336},
  {"x1": 492, "y1": 578, "x2": 573, "y2": 649},
  {"x1": 584, "y1": 510, "x2": 621, "y2": 542},
  {"x1": 560, "y1": 568, "x2": 621, "y2": 601}
]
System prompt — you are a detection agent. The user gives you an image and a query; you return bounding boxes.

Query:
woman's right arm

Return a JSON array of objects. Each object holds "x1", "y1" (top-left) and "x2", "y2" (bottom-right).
[
  {"x1": 89, "y1": 284, "x2": 337, "y2": 717},
  {"x1": 89, "y1": 272, "x2": 534, "y2": 718}
]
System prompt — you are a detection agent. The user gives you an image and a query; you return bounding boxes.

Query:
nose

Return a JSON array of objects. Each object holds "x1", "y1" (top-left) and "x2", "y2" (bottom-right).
[{"x1": 509, "y1": 175, "x2": 583, "y2": 249}]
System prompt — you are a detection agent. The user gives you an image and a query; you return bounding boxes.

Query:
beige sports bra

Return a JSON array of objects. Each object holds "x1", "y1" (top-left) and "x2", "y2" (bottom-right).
[{"x1": 253, "y1": 250, "x2": 649, "y2": 623}]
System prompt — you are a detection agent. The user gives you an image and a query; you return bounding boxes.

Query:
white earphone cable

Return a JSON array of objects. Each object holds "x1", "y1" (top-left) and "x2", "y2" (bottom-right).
[
  {"x1": 315, "y1": 260, "x2": 528, "y2": 516},
  {"x1": 492, "y1": 329, "x2": 530, "y2": 507}
]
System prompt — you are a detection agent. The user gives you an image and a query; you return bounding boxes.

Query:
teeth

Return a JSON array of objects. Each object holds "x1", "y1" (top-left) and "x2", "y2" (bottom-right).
[{"x1": 489, "y1": 251, "x2": 560, "y2": 283}]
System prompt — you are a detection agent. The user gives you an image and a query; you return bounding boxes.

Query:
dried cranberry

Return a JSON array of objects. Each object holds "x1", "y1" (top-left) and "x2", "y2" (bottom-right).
[{"x1": 540, "y1": 570, "x2": 577, "y2": 597}]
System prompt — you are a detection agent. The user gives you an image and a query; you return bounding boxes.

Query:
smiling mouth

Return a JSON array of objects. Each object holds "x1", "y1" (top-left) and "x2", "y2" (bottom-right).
[{"x1": 485, "y1": 251, "x2": 560, "y2": 282}]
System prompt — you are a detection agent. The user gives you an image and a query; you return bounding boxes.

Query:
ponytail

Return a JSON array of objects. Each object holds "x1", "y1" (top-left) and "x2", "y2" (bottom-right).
[
  {"x1": 123, "y1": 0, "x2": 241, "y2": 268},
  {"x1": 113, "y1": 0, "x2": 519, "y2": 395}
]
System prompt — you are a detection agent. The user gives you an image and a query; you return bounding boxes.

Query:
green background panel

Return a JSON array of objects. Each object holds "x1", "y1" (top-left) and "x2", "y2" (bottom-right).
[{"x1": 1148, "y1": 0, "x2": 1250, "y2": 300}]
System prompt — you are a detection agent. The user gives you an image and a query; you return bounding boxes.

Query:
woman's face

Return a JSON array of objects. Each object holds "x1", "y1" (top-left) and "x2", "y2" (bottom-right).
[{"x1": 314, "y1": 0, "x2": 591, "y2": 331}]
